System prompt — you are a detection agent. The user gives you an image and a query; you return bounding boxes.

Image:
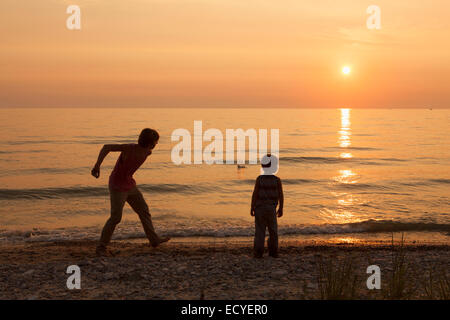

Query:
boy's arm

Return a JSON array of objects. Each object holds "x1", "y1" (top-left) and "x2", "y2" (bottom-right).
[
  {"x1": 277, "y1": 178, "x2": 284, "y2": 217},
  {"x1": 250, "y1": 177, "x2": 260, "y2": 216},
  {"x1": 91, "y1": 144, "x2": 131, "y2": 178}
]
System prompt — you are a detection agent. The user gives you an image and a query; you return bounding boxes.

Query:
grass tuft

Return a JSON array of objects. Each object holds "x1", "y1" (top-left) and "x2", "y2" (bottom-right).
[
  {"x1": 383, "y1": 233, "x2": 416, "y2": 299},
  {"x1": 422, "y1": 266, "x2": 449, "y2": 300},
  {"x1": 316, "y1": 254, "x2": 358, "y2": 300}
]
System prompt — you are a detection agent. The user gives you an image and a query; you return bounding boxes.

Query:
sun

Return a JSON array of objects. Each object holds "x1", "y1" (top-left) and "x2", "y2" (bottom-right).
[{"x1": 342, "y1": 66, "x2": 351, "y2": 75}]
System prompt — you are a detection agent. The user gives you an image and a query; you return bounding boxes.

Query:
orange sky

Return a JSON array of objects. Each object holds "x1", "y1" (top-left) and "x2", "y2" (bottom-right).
[{"x1": 1, "y1": 0, "x2": 449, "y2": 108}]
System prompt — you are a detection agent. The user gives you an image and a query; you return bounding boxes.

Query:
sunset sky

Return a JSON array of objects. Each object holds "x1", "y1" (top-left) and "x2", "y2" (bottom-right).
[{"x1": 1, "y1": 0, "x2": 449, "y2": 108}]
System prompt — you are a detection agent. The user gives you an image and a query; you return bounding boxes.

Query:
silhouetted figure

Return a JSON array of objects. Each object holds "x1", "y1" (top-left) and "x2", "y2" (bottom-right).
[
  {"x1": 250, "y1": 154, "x2": 284, "y2": 258},
  {"x1": 91, "y1": 128, "x2": 170, "y2": 256}
]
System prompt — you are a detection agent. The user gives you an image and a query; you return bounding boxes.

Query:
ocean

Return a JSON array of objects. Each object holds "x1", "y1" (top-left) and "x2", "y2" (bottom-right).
[{"x1": 0, "y1": 108, "x2": 449, "y2": 243}]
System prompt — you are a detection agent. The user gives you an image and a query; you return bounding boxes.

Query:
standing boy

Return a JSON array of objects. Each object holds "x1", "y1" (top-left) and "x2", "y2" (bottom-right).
[{"x1": 250, "y1": 154, "x2": 284, "y2": 258}]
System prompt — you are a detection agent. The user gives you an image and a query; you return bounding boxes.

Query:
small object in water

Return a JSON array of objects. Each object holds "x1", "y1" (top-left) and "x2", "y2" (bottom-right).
[{"x1": 237, "y1": 164, "x2": 246, "y2": 169}]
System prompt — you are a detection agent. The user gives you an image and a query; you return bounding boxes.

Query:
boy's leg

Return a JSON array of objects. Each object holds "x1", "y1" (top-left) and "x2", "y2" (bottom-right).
[
  {"x1": 253, "y1": 209, "x2": 267, "y2": 257},
  {"x1": 126, "y1": 187, "x2": 161, "y2": 246},
  {"x1": 98, "y1": 187, "x2": 127, "y2": 249},
  {"x1": 266, "y1": 210, "x2": 278, "y2": 257}
]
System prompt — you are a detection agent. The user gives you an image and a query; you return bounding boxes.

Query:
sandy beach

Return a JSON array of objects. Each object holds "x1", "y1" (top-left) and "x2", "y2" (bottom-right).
[{"x1": 0, "y1": 238, "x2": 448, "y2": 300}]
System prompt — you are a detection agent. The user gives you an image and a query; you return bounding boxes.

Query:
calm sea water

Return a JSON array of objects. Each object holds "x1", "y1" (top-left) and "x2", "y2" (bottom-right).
[{"x1": 0, "y1": 108, "x2": 449, "y2": 243}]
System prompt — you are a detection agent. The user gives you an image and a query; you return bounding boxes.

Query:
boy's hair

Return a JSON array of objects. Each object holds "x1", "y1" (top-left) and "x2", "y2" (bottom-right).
[{"x1": 138, "y1": 128, "x2": 159, "y2": 148}]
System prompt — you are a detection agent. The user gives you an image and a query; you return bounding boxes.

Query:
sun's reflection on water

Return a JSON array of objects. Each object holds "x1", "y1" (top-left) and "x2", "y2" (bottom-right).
[
  {"x1": 334, "y1": 169, "x2": 359, "y2": 184},
  {"x1": 321, "y1": 108, "x2": 363, "y2": 224},
  {"x1": 339, "y1": 108, "x2": 352, "y2": 150},
  {"x1": 338, "y1": 194, "x2": 355, "y2": 206}
]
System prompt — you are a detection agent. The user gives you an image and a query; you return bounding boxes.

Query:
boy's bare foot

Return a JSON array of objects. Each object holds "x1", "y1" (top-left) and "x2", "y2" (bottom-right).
[
  {"x1": 151, "y1": 237, "x2": 170, "y2": 248},
  {"x1": 95, "y1": 246, "x2": 115, "y2": 257}
]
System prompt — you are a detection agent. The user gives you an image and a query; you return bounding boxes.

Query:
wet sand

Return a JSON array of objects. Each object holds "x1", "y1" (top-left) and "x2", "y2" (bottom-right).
[{"x1": 0, "y1": 239, "x2": 448, "y2": 300}]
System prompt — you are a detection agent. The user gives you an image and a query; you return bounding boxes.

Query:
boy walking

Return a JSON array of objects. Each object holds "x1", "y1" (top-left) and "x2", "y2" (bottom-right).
[
  {"x1": 91, "y1": 128, "x2": 170, "y2": 256},
  {"x1": 250, "y1": 154, "x2": 284, "y2": 258}
]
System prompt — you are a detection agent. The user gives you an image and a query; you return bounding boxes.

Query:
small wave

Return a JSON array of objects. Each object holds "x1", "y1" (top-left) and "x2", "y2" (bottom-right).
[
  {"x1": 325, "y1": 146, "x2": 381, "y2": 151},
  {"x1": 0, "y1": 183, "x2": 219, "y2": 200},
  {"x1": 1, "y1": 138, "x2": 135, "y2": 146},
  {"x1": 334, "y1": 183, "x2": 391, "y2": 190},
  {"x1": 280, "y1": 156, "x2": 406, "y2": 165},
  {"x1": 78, "y1": 139, "x2": 136, "y2": 145},
  {"x1": 2, "y1": 140, "x2": 58, "y2": 146},
  {"x1": 348, "y1": 220, "x2": 450, "y2": 233},
  {"x1": 287, "y1": 133, "x2": 310, "y2": 136},
  {"x1": 0, "y1": 167, "x2": 91, "y2": 177},
  {"x1": 380, "y1": 158, "x2": 407, "y2": 162},
  {"x1": 229, "y1": 178, "x2": 319, "y2": 186},
  {"x1": 0, "y1": 150, "x2": 48, "y2": 154},
  {"x1": 139, "y1": 183, "x2": 216, "y2": 194},
  {"x1": 280, "y1": 156, "x2": 349, "y2": 164},
  {"x1": 429, "y1": 179, "x2": 450, "y2": 185},
  {"x1": 283, "y1": 178, "x2": 320, "y2": 185},
  {"x1": 395, "y1": 179, "x2": 450, "y2": 187},
  {"x1": 0, "y1": 186, "x2": 108, "y2": 200},
  {"x1": 1, "y1": 220, "x2": 448, "y2": 243}
]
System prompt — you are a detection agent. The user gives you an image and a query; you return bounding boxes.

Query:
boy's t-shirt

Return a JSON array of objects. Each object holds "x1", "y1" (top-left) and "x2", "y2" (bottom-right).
[
  {"x1": 255, "y1": 174, "x2": 280, "y2": 210},
  {"x1": 109, "y1": 144, "x2": 148, "y2": 192}
]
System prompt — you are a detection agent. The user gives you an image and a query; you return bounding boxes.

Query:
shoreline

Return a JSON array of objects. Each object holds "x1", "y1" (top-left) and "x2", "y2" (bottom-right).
[
  {"x1": 2, "y1": 227, "x2": 449, "y2": 245},
  {"x1": 0, "y1": 239, "x2": 448, "y2": 300}
]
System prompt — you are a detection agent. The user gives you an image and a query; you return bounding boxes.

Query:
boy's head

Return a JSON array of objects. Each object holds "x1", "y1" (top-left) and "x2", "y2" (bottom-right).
[
  {"x1": 261, "y1": 153, "x2": 272, "y2": 168},
  {"x1": 260, "y1": 153, "x2": 279, "y2": 175},
  {"x1": 138, "y1": 128, "x2": 159, "y2": 149}
]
